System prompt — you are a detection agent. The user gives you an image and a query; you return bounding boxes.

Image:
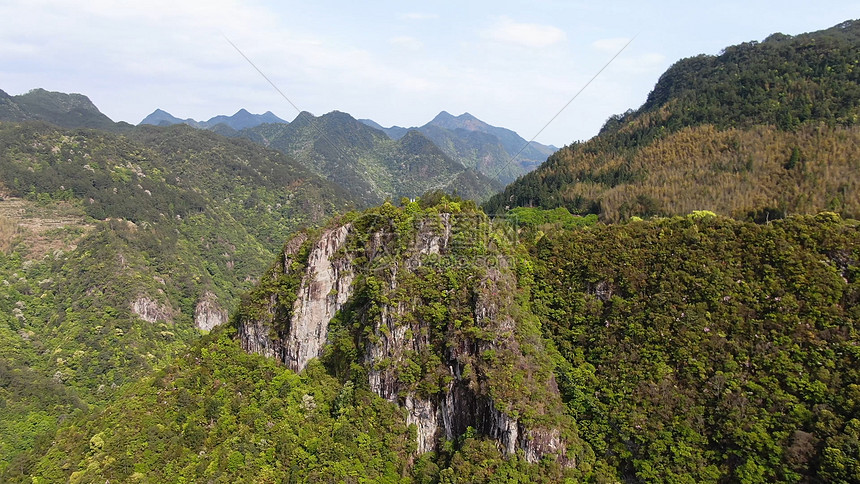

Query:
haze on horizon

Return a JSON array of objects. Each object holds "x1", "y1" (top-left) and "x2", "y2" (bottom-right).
[{"x1": 1, "y1": 0, "x2": 857, "y2": 146}]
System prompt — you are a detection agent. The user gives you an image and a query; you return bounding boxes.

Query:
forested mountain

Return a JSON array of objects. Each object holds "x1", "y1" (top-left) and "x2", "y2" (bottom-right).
[
  {"x1": 532, "y1": 211, "x2": 860, "y2": 482},
  {"x1": 237, "y1": 110, "x2": 502, "y2": 205},
  {"x1": 361, "y1": 111, "x2": 557, "y2": 185},
  {"x1": 485, "y1": 20, "x2": 860, "y2": 221},
  {"x1": 0, "y1": 88, "x2": 125, "y2": 132},
  {"x1": 4, "y1": 18, "x2": 860, "y2": 484},
  {"x1": 7, "y1": 202, "x2": 860, "y2": 483},
  {"x1": 0, "y1": 121, "x2": 355, "y2": 471},
  {"x1": 139, "y1": 108, "x2": 287, "y2": 131},
  {"x1": 6, "y1": 201, "x2": 596, "y2": 483}
]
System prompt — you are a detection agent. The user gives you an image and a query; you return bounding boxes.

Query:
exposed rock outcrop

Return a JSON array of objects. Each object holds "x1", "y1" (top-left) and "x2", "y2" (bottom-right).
[
  {"x1": 194, "y1": 291, "x2": 228, "y2": 331},
  {"x1": 284, "y1": 224, "x2": 353, "y2": 372},
  {"x1": 131, "y1": 296, "x2": 174, "y2": 324},
  {"x1": 236, "y1": 209, "x2": 574, "y2": 466},
  {"x1": 238, "y1": 225, "x2": 353, "y2": 372}
]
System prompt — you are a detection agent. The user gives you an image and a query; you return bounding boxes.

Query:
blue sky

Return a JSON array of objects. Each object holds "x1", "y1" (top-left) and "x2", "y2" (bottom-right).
[{"x1": 1, "y1": 1, "x2": 857, "y2": 146}]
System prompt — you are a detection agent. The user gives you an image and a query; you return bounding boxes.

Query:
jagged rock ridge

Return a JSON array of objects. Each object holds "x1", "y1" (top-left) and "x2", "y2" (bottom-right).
[{"x1": 236, "y1": 202, "x2": 579, "y2": 466}]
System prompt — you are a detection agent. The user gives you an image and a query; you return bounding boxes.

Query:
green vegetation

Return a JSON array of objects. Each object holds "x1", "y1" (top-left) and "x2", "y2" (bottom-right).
[
  {"x1": 505, "y1": 206, "x2": 598, "y2": 231},
  {"x1": 237, "y1": 111, "x2": 501, "y2": 206},
  {"x1": 0, "y1": 120, "x2": 355, "y2": 472},
  {"x1": 532, "y1": 213, "x2": 860, "y2": 482},
  {"x1": 4, "y1": 327, "x2": 586, "y2": 483},
  {"x1": 3, "y1": 329, "x2": 414, "y2": 483},
  {"x1": 486, "y1": 20, "x2": 860, "y2": 222},
  {"x1": 11, "y1": 202, "x2": 860, "y2": 483},
  {"x1": 3, "y1": 17, "x2": 860, "y2": 484}
]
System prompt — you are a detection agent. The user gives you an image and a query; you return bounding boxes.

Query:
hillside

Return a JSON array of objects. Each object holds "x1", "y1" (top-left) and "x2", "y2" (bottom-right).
[
  {"x1": 239, "y1": 111, "x2": 502, "y2": 205},
  {"x1": 361, "y1": 112, "x2": 557, "y2": 185},
  {"x1": 0, "y1": 120, "x2": 356, "y2": 470},
  {"x1": 6, "y1": 200, "x2": 593, "y2": 483},
  {"x1": 485, "y1": 19, "x2": 860, "y2": 221},
  {"x1": 0, "y1": 88, "x2": 123, "y2": 132},
  {"x1": 8, "y1": 204, "x2": 860, "y2": 482},
  {"x1": 532, "y1": 212, "x2": 860, "y2": 482}
]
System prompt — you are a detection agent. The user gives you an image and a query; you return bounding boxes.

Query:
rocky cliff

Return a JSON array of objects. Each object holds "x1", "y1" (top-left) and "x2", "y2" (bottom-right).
[
  {"x1": 236, "y1": 201, "x2": 578, "y2": 466},
  {"x1": 193, "y1": 291, "x2": 228, "y2": 331}
]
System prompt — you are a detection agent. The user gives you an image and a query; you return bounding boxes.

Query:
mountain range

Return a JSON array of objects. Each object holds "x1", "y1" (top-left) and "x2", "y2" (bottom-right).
[
  {"x1": 233, "y1": 110, "x2": 502, "y2": 205},
  {"x1": 2, "y1": 18, "x2": 860, "y2": 484},
  {"x1": 0, "y1": 91, "x2": 508, "y2": 205},
  {"x1": 360, "y1": 111, "x2": 557, "y2": 184},
  {"x1": 139, "y1": 108, "x2": 287, "y2": 131},
  {"x1": 140, "y1": 107, "x2": 556, "y2": 185}
]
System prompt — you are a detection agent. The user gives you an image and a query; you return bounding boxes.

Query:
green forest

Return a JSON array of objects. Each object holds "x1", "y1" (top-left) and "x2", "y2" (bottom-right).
[
  {"x1": 1, "y1": 16, "x2": 860, "y2": 484},
  {"x1": 5, "y1": 203, "x2": 860, "y2": 483},
  {"x1": 485, "y1": 20, "x2": 860, "y2": 222}
]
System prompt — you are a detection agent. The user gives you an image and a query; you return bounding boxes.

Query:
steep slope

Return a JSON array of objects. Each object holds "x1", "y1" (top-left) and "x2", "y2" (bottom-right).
[
  {"x1": 485, "y1": 19, "x2": 860, "y2": 221},
  {"x1": 12, "y1": 204, "x2": 860, "y2": 483},
  {"x1": 0, "y1": 88, "x2": 121, "y2": 131},
  {"x1": 240, "y1": 111, "x2": 501, "y2": 205},
  {"x1": 234, "y1": 200, "x2": 584, "y2": 468},
  {"x1": 0, "y1": 120, "x2": 356, "y2": 470}
]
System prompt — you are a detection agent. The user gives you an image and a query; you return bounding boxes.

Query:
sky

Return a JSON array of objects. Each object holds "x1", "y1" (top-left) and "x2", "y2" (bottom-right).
[{"x1": 1, "y1": 1, "x2": 857, "y2": 147}]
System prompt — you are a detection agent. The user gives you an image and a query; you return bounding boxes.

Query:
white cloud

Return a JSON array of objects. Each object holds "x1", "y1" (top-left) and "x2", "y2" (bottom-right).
[
  {"x1": 389, "y1": 36, "x2": 424, "y2": 50},
  {"x1": 483, "y1": 16, "x2": 567, "y2": 48},
  {"x1": 0, "y1": 40, "x2": 39, "y2": 57},
  {"x1": 0, "y1": 0, "x2": 444, "y2": 122}
]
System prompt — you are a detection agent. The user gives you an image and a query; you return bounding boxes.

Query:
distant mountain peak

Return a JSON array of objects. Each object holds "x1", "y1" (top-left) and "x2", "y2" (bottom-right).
[
  {"x1": 140, "y1": 109, "x2": 185, "y2": 126},
  {"x1": 140, "y1": 108, "x2": 287, "y2": 131},
  {"x1": 359, "y1": 111, "x2": 556, "y2": 184},
  {"x1": 0, "y1": 87, "x2": 117, "y2": 130},
  {"x1": 431, "y1": 111, "x2": 455, "y2": 122},
  {"x1": 295, "y1": 111, "x2": 316, "y2": 121}
]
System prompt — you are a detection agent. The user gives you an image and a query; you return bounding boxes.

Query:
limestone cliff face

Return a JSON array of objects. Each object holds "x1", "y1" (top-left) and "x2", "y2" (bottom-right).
[
  {"x1": 236, "y1": 208, "x2": 574, "y2": 466},
  {"x1": 194, "y1": 291, "x2": 228, "y2": 331},
  {"x1": 283, "y1": 224, "x2": 353, "y2": 372},
  {"x1": 238, "y1": 225, "x2": 353, "y2": 372},
  {"x1": 131, "y1": 296, "x2": 174, "y2": 324},
  {"x1": 364, "y1": 215, "x2": 570, "y2": 463}
]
